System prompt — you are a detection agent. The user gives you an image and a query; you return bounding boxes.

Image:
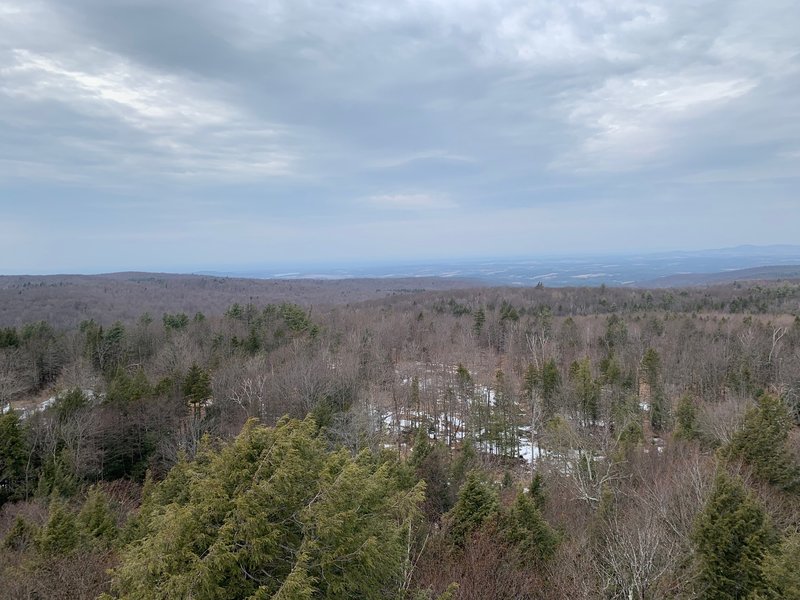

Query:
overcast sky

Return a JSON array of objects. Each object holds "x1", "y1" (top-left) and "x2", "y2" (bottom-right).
[{"x1": 1, "y1": 0, "x2": 799, "y2": 273}]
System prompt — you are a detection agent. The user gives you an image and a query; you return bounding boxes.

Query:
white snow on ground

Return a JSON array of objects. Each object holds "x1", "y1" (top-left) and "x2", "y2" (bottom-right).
[{"x1": 10, "y1": 389, "x2": 102, "y2": 420}]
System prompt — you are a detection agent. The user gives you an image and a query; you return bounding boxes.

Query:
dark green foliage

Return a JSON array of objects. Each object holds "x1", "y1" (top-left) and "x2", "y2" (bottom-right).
[
  {"x1": 78, "y1": 487, "x2": 118, "y2": 548},
  {"x1": 433, "y1": 298, "x2": 471, "y2": 317},
  {"x1": 617, "y1": 417, "x2": 644, "y2": 456},
  {"x1": 724, "y1": 394, "x2": 800, "y2": 492},
  {"x1": 225, "y1": 303, "x2": 244, "y2": 320},
  {"x1": 414, "y1": 440, "x2": 455, "y2": 520},
  {"x1": 472, "y1": 307, "x2": 485, "y2": 335},
  {"x1": 410, "y1": 423, "x2": 434, "y2": 468},
  {"x1": 603, "y1": 314, "x2": 628, "y2": 350},
  {"x1": 570, "y1": 357, "x2": 599, "y2": 425},
  {"x1": 449, "y1": 438, "x2": 477, "y2": 489},
  {"x1": 599, "y1": 353, "x2": 623, "y2": 386},
  {"x1": 162, "y1": 312, "x2": 189, "y2": 331},
  {"x1": 269, "y1": 554, "x2": 316, "y2": 599},
  {"x1": 540, "y1": 359, "x2": 561, "y2": 413},
  {"x1": 243, "y1": 327, "x2": 261, "y2": 355},
  {"x1": 0, "y1": 410, "x2": 28, "y2": 504},
  {"x1": 447, "y1": 470, "x2": 499, "y2": 546},
  {"x1": 758, "y1": 532, "x2": 800, "y2": 599},
  {"x1": 20, "y1": 320, "x2": 62, "y2": 387},
  {"x1": 0, "y1": 326, "x2": 20, "y2": 348},
  {"x1": 675, "y1": 394, "x2": 699, "y2": 441},
  {"x1": 183, "y1": 364, "x2": 212, "y2": 405},
  {"x1": 277, "y1": 303, "x2": 319, "y2": 336},
  {"x1": 107, "y1": 369, "x2": 152, "y2": 406},
  {"x1": 488, "y1": 369, "x2": 521, "y2": 458},
  {"x1": 108, "y1": 417, "x2": 425, "y2": 599},
  {"x1": 528, "y1": 472, "x2": 546, "y2": 510},
  {"x1": 650, "y1": 387, "x2": 668, "y2": 433},
  {"x1": 640, "y1": 348, "x2": 661, "y2": 387},
  {"x1": 693, "y1": 472, "x2": 776, "y2": 599},
  {"x1": 501, "y1": 492, "x2": 559, "y2": 562},
  {"x1": 81, "y1": 320, "x2": 128, "y2": 374},
  {"x1": 37, "y1": 499, "x2": 81, "y2": 555},
  {"x1": 641, "y1": 348, "x2": 669, "y2": 433},
  {"x1": 36, "y1": 451, "x2": 78, "y2": 498},
  {"x1": 499, "y1": 300, "x2": 519, "y2": 323},
  {"x1": 56, "y1": 387, "x2": 89, "y2": 421},
  {"x1": 522, "y1": 364, "x2": 538, "y2": 400},
  {"x1": 102, "y1": 370, "x2": 160, "y2": 481}
]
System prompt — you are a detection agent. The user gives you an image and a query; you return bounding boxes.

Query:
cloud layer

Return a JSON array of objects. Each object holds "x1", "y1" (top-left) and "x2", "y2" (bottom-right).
[{"x1": 0, "y1": 0, "x2": 798, "y2": 272}]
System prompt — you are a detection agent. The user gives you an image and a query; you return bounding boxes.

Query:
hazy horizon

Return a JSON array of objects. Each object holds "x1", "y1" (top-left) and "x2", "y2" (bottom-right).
[
  {"x1": 2, "y1": 1, "x2": 799, "y2": 273},
  {"x1": 4, "y1": 244, "x2": 800, "y2": 286}
]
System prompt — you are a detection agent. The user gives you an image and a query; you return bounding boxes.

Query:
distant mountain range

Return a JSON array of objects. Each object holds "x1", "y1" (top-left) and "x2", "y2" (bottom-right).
[{"x1": 199, "y1": 245, "x2": 800, "y2": 288}]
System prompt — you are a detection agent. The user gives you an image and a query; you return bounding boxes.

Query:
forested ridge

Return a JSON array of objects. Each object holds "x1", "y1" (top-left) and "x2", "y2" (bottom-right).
[{"x1": 1, "y1": 280, "x2": 800, "y2": 599}]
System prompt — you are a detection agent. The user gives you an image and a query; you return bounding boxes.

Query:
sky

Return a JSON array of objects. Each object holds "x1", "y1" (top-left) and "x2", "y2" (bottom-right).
[{"x1": 1, "y1": 0, "x2": 799, "y2": 274}]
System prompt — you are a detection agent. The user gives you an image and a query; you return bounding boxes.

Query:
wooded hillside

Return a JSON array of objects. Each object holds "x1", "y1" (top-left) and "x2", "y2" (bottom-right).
[{"x1": 1, "y1": 279, "x2": 799, "y2": 599}]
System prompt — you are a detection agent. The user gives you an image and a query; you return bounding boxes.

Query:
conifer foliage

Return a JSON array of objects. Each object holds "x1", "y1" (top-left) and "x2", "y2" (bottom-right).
[
  {"x1": 692, "y1": 472, "x2": 776, "y2": 599},
  {"x1": 106, "y1": 417, "x2": 425, "y2": 600},
  {"x1": 724, "y1": 394, "x2": 800, "y2": 492}
]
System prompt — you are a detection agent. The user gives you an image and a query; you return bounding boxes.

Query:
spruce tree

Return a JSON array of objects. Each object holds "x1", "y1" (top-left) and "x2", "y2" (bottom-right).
[
  {"x1": 501, "y1": 492, "x2": 559, "y2": 562},
  {"x1": 570, "y1": 358, "x2": 598, "y2": 425},
  {"x1": 38, "y1": 498, "x2": 80, "y2": 555},
  {"x1": 724, "y1": 394, "x2": 800, "y2": 492},
  {"x1": 759, "y1": 532, "x2": 800, "y2": 599},
  {"x1": 674, "y1": 393, "x2": 699, "y2": 441},
  {"x1": 692, "y1": 472, "x2": 776, "y2": 599},
  {"x1": 0, "y1": 409, "x2": 27, "y2": 505},
  {"x1": 108, "y1": 417, "x2": 425, "y2": 599},
  {"x1": 447, "y1": 470, "x2": 499, "y2": 546},
  {"x1": 641, "y1": 348, "x2": 669, "y2": 433},
  {"x1": 78, "y1": 486, "x2": 118, "y2": 547},
  {"x1": 540, "y1": 359, "x2": 561, "y2": 417}
]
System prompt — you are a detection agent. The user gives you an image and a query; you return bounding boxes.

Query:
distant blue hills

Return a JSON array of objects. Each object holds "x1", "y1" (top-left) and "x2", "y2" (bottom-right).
[{"x1": 198, "y1": 245, "x2": 800, "y2": 288}]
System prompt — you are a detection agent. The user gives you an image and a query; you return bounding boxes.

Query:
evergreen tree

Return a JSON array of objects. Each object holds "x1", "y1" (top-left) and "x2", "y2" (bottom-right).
[
  {"x1": 108, "y1": 417, "x2": 425, "y2": 599},
  {"x1": 758, "y1": 532, "x2": 800, "y2": 599},
  {"x1": 3, "y1": 515, "x2": 37, "y2": 551},
  {"x1": 540, "y1": 359, "x2": 561, "y2": 416},
  {"x1": 501, "y1": 492, "x2": 559, "y2": 562},
  {"x1": 488, "y1": 369, "x2": 520, "y2": 458},
  {"x1": 450, "y1": 438, "x2": 476, "y2": 489},
  {"x1": 183, "y1": 364, "x2": 212, "y2": 407},
  {"x1": 472, "y1": 307, "x2": 485, "y2": 336},
  {"x1": 522, "y1": 364, "x2": 539, "y2": 402},
  {"x1": 693, "y1": 472, "x2": 776, "y2": 599},
  {"x1": 0, "y1": 409, "x2": 27, "y2": 505},
  {"x1": 55, "y1": 387, "x2": 89, "y2": 420},
  {"x1": 724, "y1": 394, "x2": 800, "y2": 492},
  {"x1": 674, "y1": 393, "x2": 699, "y2": 441},
  {"x1": 78, "y1": 486, "x2": 118, "y2": 547},
  {"x1": 603, "y1": 314, "x2": 628, "y2": 350},
  {"x1": 447, "y1": 470, "x2": 499, "y2": 546},
  {"x1": 528, "y1": 472, "x2": 546, "y2": 510},
  {"x1": 570, "y1": 358, "x2": 598, "y2": 425},
  {"x1": 641, "y1": 348, "x2": 669, "y2": 433},
  {"x1": 409, "y1": 422, "x2": 433, "y2": 468},
  {"x1": 269, "y1": 554, "x2": 315, "y2": 600},
  {"x1": 38, "y1": 498, "x2": 80, "y2": 555}
]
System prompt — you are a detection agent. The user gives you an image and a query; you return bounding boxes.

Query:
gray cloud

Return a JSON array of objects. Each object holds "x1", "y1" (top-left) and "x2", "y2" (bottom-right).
[{"x1": 0, "y1": 0, "x2": 798, "y2": 272}]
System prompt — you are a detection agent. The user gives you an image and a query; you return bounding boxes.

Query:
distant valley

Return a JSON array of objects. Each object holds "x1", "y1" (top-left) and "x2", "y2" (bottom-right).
[{"x1": 202, "y1": 245, "x2": 800, "y2": 287}]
